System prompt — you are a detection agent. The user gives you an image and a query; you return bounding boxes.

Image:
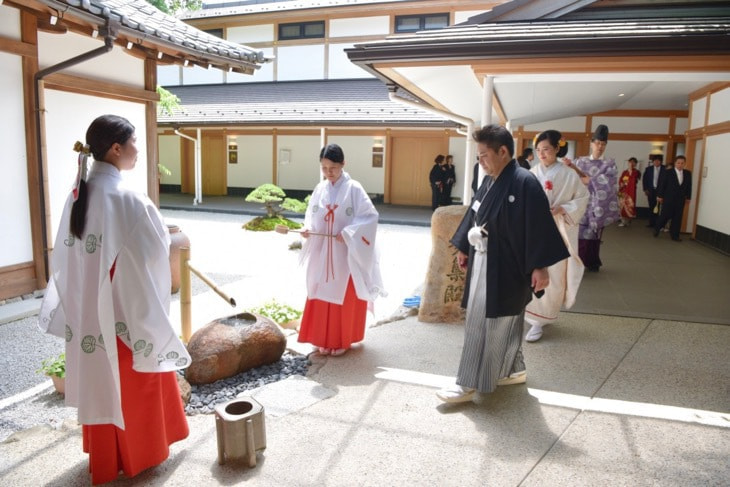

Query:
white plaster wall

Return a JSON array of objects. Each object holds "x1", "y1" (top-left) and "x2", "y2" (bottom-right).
[
  {"x1": 0, "y1": 52, "x2": 33, "y2": 266},
  {"x1": 228, "y1": 47, "x2": 275, "y2": 83},
  {"x1": 228, "y1": 135, "x2": 273, "y2": 188},
  {"x1": 0, "y1": 5, "x2": 20, "y2": 38},
  {"x1": 690, "y1": 96, "x2": 707, "y2": 129},
  {"x1": 328, "y1": 43, "x2": 373, "y2": 79},
  {"x1": 158, "y1": 135, "x2": 181, "y2": 185},
  {"x1": 158, "y1": 65, "x2": 181, "y2": 86},
  {"x1": 38, "y1": 31, "x2": 143, "y2": 87},
  {"x1": 524, "y1": 116, "x2": 586, "y2": 134},
  {"x1": 697, "y1": 133, "x2": 730, "y2": 234},
  {"x1": 275, "y1": 135, "x2": 321, "y2": 191},
  {"x1": 708, "y1": 87, "x2": 730, "y2": 126},
  {"x1": 325, "y1": 135, "x2": 384, "y2": 194},
  {"x1": 594, "y1": 116, "x2": 669, "y2": 134},
  {"x1": 455, "y1": 10, "x2": 487, "y2": 24},
  {"x1": 182, "y1": 64, "x2": 225, "y2": 85},
  {"x1": 44, "y1": 91, "x2": 148, "y2": 243},
  {"x1": 227, "y1": 24, "x2": 274, "y2": 43},
  {"x1": 330, "y1": 16, "x2": 389, "y2": 37},
  {"x1": 674, "y1": 117, "x2": 688, "y2": 135},
  {"x1": 277, "y1": 45, "x2": 325, "y2": 81}
]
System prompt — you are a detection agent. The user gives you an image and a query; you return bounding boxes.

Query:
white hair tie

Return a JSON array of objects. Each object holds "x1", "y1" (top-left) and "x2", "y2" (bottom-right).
[{"x1": 72, "y1": 141, "x2": 91, "y2": 201}]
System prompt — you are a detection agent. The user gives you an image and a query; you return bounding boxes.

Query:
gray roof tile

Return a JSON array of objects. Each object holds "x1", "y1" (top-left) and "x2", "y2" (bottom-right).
[
  {"x1": 158, "y1": 79, "x2": 457, "y2": 127},
  {"x1": 36, "y1": 0, "x2": 271, "y2": 72}
]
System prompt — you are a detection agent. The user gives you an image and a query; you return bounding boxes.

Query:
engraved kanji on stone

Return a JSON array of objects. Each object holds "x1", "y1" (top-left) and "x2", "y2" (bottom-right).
[{"x1": 444, "y1": 284, "x2": 464, "y2": 303}]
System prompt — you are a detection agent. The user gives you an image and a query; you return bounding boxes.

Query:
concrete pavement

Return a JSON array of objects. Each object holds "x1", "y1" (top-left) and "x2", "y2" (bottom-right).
[{"x1": 1, "y1": 310, "x2": 729, "y2": 485}]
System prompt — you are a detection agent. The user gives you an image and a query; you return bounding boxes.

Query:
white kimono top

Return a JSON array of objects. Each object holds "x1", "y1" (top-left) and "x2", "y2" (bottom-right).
[
  {"x1": 301, "y1": 171, "x2": 385, "y2": 305},
  {"x1": 39, "y1": 162, "x2": 191, "y2": 429},
  {"x1": 530, "y1": 162, "x2": 589, "y2": 309}
]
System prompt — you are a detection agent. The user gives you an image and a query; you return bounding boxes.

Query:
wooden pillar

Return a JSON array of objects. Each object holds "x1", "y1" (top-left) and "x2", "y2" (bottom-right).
[
  {"x1": 145, "y1": 57, "x2": 160, "y2": 205},
  {"x1": 21, "y1": 12, "x2": 50, "y2": 286}
]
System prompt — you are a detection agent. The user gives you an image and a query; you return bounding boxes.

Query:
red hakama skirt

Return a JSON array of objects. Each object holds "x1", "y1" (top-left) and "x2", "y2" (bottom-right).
[
  {"x1": 298, "y1": 277, "x2": 367, "y2": 350},
  {"x1": 82, "y1": 337, "x2": 189, "y2": 485}
]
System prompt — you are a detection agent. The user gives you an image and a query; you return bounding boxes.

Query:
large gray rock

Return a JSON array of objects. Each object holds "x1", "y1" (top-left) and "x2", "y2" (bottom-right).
[
  {"x1": 419, "y1": 205, "x2": 468, "y2": 324},
  {"x1": 185, "y1": 312, "x2": 286, "y2": 385},
  {"x1": 177, "y1": 374, "x2": 191, "y2": 404}
]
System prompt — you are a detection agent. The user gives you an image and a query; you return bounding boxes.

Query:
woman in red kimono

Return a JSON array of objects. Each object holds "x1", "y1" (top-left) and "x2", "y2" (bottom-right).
[{"x1": 618, "y1": 157, "x2": 641, "y2": 227}]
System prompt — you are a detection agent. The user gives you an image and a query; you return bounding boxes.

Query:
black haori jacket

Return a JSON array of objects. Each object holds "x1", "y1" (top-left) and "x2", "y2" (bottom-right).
[{"x1": 450, "y1": 160, "x2": 569, "y2": 318}]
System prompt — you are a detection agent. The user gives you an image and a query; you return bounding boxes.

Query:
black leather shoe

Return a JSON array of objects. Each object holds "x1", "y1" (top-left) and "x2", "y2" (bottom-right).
[
  {"x1": 672, "y1": 237, "x2": 682, "y2": 242},
  {"x1": 653, "y1": 230, "x2": 659, "y2": 237}
]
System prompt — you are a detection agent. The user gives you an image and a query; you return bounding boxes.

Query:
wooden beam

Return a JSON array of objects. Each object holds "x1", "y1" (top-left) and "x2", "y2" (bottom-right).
[
  {"x1": 688, "y1": 82, "x2": 730, "y2": 101},
  {"x1": 43, "y1": 73, "x2": 158, "y2": 103},
  {"x1": 0, "y1": 35, "x2": 36, "y2": 57},
  {"x1": 592, "y1": 109, "x2": 688, "y2": 118},
  {"x1": 471, "y1": 55, "x2": 730, "y2": 76},
  {"x1": 0, "y1": 262, "x2": 38, "y2": 301},
  {"x1": 686, "y1": 120, "x2": 730, "y2": 138}
]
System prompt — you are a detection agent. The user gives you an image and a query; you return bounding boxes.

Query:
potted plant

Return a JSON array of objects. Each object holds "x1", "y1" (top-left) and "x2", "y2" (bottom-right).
[
  {"x1": 251, "y1": 300, "x2": 303, "y2": 330},
  {"x1": 37, "y1": 352, "x2": 66, "y2": 394}
]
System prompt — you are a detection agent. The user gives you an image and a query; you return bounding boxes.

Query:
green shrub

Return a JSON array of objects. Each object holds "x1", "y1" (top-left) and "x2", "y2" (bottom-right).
[
  {"x1": 37, "y1": 353, "x2": 65, "y2": 378},
  {"x1": 251, "y1": 300, "x2": 302, "y2": 325}
]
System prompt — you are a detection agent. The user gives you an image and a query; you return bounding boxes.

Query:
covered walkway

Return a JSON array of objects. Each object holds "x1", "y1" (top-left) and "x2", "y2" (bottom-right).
[{"x1": 160, "y1": 193, "x2": 730, "y2": 326}]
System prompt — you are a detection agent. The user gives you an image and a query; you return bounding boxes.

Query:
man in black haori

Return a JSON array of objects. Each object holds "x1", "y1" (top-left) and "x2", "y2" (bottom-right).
[{"x1": 437, "y1": 125, "x2": 569, "y2": 403}]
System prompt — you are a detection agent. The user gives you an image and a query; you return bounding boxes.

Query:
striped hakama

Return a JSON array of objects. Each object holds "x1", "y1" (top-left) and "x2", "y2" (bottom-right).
[{"x1": 456, "y1": 237, "x2": 526, "y2": 394}]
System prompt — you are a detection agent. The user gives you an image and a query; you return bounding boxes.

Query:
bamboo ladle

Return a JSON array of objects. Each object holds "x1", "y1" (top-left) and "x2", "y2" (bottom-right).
[{"x1": 274, "y1": 224, "x2": 331, "y2": 237}]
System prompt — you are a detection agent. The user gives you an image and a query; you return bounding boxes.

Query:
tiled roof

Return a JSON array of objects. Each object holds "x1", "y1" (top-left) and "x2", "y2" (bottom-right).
[
  {"x1": 183, "y1": 0, "x2": 414, "y2": 19},
  {"x1": 347, "y1": 16, "x2": 730, "y2": 62},
  {"x1": 158, "y1": 79, "x2": 458, "y2": 127},
  {"x1": 36, "y1": 0, "x2": 270, "y2": 73}
]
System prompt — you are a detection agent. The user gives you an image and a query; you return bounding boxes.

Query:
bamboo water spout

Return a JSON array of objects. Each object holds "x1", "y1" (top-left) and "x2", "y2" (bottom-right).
[{"x1": 179, "y1": 246, "x2": 236, "y2": 343}]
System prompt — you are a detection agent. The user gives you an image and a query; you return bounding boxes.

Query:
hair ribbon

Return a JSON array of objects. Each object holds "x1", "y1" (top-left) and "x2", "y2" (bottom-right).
[{"x1": 72, "y1": 141, "x2": 91, "y2": 201}]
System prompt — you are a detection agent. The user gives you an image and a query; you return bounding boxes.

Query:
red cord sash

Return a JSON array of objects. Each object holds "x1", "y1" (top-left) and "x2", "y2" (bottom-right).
[{"x1": 324, "y1": 204, "x2": 338, "y2": 281}]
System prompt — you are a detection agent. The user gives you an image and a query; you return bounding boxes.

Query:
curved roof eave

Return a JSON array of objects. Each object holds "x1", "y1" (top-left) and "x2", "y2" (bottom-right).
[
  {"x1": 346, "y1": 17, "x2": 730, "y2": 65},
  {"x1": 34, "y1": 0, "x2": 273, "y2": 73}
]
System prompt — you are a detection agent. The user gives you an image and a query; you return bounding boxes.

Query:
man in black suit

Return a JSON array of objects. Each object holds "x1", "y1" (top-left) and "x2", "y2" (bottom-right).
[
  {"x1": 517, "y1": 148, "x2": 534, "y2": 169},
  {"x1": 642, "y1": 156, "x2": 663, "y2": 227},
  {"x1": 654, "y1": 155, "x2": 692, "y2": 241}
]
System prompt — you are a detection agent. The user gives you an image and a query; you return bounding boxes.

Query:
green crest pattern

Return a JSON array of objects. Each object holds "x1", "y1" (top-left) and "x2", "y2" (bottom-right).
[
  {"x1": 115, "y1": 321, "x2": 130, "y2": 341},
  {"x1": 65, "y1": 325, "x2": 72, "y2": 342},
  {"x1": 80, "y1": 334, "x2": 106, "y2": 354},
  {"x1": 131, "y1": 340, "x2": 154, "y2": 358},
  {"x1": 81, "y1": 335, "x2": 96, "y2": 353},
  {"x1": 63, "y1": 234, "x2": 75, "y2": 247},
  {"x1": 85, "y1": 234, "x2": 98, "y2": 253},
  {"x1": 157, "y1": 351, "x2": 188, "y2": 367}
]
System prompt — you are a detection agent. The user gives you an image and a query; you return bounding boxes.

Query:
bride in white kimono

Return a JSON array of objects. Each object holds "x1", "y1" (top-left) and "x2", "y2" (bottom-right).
[
  {"x1": 298, "y1": 144, "x2": 385, "y2": 356},
  {"x1": 525, "y1": 130, "x2": 589, "y2": 342}
]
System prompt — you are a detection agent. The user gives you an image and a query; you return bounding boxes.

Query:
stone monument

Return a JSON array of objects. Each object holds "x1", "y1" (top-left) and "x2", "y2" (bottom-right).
[{"x1": 418, "y1": 205, "x2": 468, "y2": 323}]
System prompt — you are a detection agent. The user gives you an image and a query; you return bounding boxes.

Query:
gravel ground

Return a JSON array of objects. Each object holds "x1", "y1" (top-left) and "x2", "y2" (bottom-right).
[{"x1": 0, "y1": 209, "x2": 431, "y2": 442}]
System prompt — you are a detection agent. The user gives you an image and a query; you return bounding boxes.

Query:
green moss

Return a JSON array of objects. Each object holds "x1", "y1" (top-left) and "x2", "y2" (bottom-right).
[{"x1": 242, "y1": 216, "x2": 302, "y2": 232}]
